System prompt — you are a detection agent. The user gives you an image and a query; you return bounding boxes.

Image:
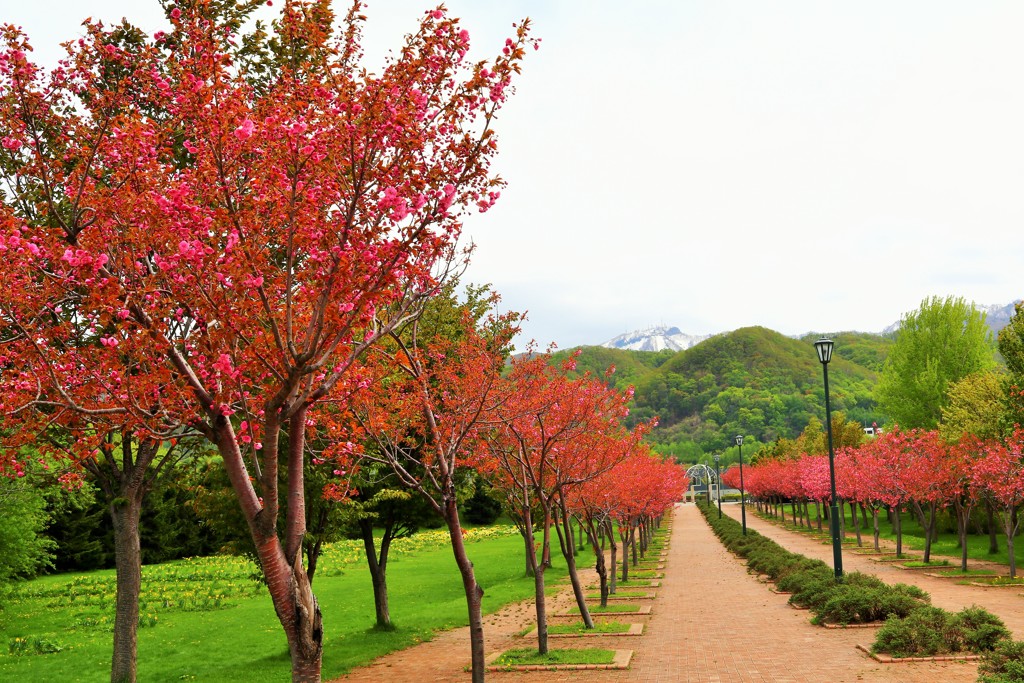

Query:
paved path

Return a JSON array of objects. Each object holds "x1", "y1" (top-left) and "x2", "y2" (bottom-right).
[{"x1": 331, "y1": 504, "x2": 1001, "y2": 682}]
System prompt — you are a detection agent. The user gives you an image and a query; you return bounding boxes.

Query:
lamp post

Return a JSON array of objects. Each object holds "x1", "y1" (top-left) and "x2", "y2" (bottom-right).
[
  {"x1": 713, "y1": 453, "x2": 722, "y2": 519},
  {"x1": 736, "y1": 435, "x2": 746, "y2": 535},
  {"x1": 814, "y1": 337, "x2": 844, "y2": 580}
]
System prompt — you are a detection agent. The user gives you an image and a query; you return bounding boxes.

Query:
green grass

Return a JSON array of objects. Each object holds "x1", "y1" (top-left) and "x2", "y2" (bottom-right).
[
  {"x1": 899, "y1": 559, "x2": 951, "y2": 568},
  {"x1": 0, "y1": 525, "x2": 589, "y2": 682},
  {"x1": 571, "y1": 603, "x2": 640, "y2": 614},
  {"x1": 491, "y1": 648, "x2": 615, "y2": 667},
  {"x1": 932, "y1": 568, "x2": 1001, "y2": 577},
  {"x1": 767, "y1": 504, "x2": 1024, "y2": 573},
  {"x1": 965, "y1": 577, "x2": 1024, "y2": 586},
  {"x1": 585, "y1": 591, "x2": 648, "y2": 599},
  {"x1": 547, "y1": 621, "x2": 630, "y2": 635}
]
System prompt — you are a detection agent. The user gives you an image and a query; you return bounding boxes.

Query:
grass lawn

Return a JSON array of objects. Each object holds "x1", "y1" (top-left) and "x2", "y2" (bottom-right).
[
  {"x1": 572, "y1": 603, "x2": 641, "y2": 614},
  {"x1": 585, "y1": 591, "x2": 648, "y2": 599},
  {"x1": 766, "y1": 504, "x2": 1024, "y2": 574},
  {"x1": 491, "y1": 648, "x2": 615, "y2": 667},
  {"x1": 899, "y1": 559, "x2": 951, "y2": 568},
  {"x1": 933, "y1": 568, "x2": 1002, "y2": 577},
  {"x1": 0, "y1": 525, "x2": 588, "y2": 682},
  {"x1": 547, "y1": 621, "x2": 631, "y2": 635}
]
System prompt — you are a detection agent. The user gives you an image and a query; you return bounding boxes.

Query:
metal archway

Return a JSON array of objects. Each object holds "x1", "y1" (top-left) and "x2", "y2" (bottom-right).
[
  {"x1": 685, "y1": 463, "x2": 720, "y2": 502},
  {"x1": 685, "y1": 463, "x2": 718, "y2": 487}
]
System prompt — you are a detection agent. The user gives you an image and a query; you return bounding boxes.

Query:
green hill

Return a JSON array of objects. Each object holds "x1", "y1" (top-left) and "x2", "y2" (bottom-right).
[{"x1": 553, "y1": 327, "x2": 893, "y2": 462}]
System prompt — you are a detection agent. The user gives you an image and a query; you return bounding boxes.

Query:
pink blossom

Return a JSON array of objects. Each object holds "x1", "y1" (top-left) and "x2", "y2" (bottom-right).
[
  {"x1": 170, "y1": 7, "x2": 182, "y2": 19},
  {"x1": 234, "y1": 118, "x2": 255, "y2": 140},
  {"x1": 1, "y1": 136, "x2": 21, "y2": 151}
]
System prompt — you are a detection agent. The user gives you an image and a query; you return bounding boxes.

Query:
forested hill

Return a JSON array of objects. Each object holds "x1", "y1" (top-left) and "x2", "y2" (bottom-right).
[{"x1": 552, "y1": 326, "x2": 893, "y2": 462}]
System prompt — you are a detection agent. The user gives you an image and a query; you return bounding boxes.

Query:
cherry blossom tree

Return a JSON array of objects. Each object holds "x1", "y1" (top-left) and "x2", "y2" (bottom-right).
[
  {"x1": 0, "y1": 3, "x2": 534, "y2": 680},
  {"x1": 971, "y1": 428, "x2": 1024, "y2": 578}
]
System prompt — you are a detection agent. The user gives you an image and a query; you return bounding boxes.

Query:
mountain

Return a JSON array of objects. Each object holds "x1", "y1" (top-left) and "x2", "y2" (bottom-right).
[
  {"x1": 601, "y1": 325, "x2": 713, "y2": 352},
  {"x1": 555, "y1": 327, "x2": 892, "y2": 463}
]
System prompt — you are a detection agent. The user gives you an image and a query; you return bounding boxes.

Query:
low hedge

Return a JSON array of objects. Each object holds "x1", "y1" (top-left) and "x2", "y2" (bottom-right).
[
  {"x1": 979, "y1": 640, "x2": 1024, "y2": 683},
  {"x1": 872, "y1": 605, "x2": 1009, "y2": 658},
  {"x1": 696, "y1": 503, "x2": 1010, "y2": 657}
]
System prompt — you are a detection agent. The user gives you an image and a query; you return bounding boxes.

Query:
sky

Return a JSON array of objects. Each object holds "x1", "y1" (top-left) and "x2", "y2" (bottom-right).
[{"x1": 8, "y1": 1, "x2": 1024, "y2": 351}]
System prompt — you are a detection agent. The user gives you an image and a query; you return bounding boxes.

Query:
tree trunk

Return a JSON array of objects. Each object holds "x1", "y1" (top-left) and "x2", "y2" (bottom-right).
[
  {"x1": 955, "y1": 499, "x2": 971, "y2": 572},
  {"x1": 541, "y1": 507, "x2": 553, "y2": 569},
  {"x1": 360, "y1": 520, "x2": 392, "y2": 629},
  {"x1": 607, "y1": 520, "x2": 618, "y2": 595},
  {"x1": 620, "y1": 530, "x2": 629, "y2": 583},
  {"x1": 894, "y1": 505, "x2": 904, "y2": 557},
  {"x1": 520, "y1": 505, "x2": 548, "y2": 654},
  {"x1": 872, "y1": 506, "x2": 881, "y2": 552},
  {"x1": 555, "y1": 503, "x2": 593, "y2": 628},
  {"x1": 522, "y1": 527, "x2": 536, "y2": 577},
  {"x1": 1005, "y1": 510, "x2": 1018, "y2": 580},
  {"x1": 586, "y1": 525, "x2": 609, "y2": 607},
  {"x1": 444, "y1": 498, "x2": 486, "y2": 682},
  {"x1": 988, "y1": 500, "x2": 1000, "y2": 554},
  {"x1": 851, "y1": 501, "x2": 862, "y2": 547},
  {"x1": 215, "y1": 421, "x2": 323, "y2": 682},
  {"x1": 110, "y1": 491, "x2": 144, "y2": 683}
]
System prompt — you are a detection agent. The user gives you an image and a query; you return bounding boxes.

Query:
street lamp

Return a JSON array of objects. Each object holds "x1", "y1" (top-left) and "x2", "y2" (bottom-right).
[
  {"x1": 814, "y1": 337, "x2": 844, "y2": 580},
  {"x1": 713, "y1": 453, "x2": 722, "y2": 519},
  {"x1": 736, "y1": 434, "x2": 746, "y2": 535}
]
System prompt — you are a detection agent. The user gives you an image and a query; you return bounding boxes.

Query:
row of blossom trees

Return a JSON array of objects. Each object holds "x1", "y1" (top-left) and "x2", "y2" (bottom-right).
[
  {"x1": 345, "y1": 314, "x2": 687, "y2": 659},
  {"x1": 731, "y1": 427, "x2": 1024, "y2": 577},
  {"x1": 0, "y1": 2, "x2": 689, "y2": 679}
]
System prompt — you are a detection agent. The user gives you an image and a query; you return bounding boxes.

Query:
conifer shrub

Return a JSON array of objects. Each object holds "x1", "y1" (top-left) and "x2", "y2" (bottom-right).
[
  {"x1": 872, "y1": 605, "x2": 1009, "y2": 658},
  {"x1": 978, "y1": 640, "x2": 1024, "y2": 683}
]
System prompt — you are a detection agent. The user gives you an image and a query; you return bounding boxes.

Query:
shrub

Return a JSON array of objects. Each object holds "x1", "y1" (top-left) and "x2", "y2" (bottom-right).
[
  {"x1": 790, "y1": 575, "x2": 841, "y2": 611},
  {"x1": 979, "y1": 640, "x2": 1024, "y2": 683},
  {"x1": 872, "y1": 606, "x2": 950, "y2": 657},
  {"x1": 947, "y1": 606, "x2": 1010, "y2": 653},
  {"x1": 776, "y1": 564, "x2": 832, "y2": 594},
  {"x1": 816, "y1": 586, "x2": 922, "y2": 625}
]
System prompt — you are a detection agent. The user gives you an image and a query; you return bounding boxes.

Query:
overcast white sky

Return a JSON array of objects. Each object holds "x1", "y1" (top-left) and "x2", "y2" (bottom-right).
[{"x1": 9, "y1": 1, "x2": 1024, "y2": 350}]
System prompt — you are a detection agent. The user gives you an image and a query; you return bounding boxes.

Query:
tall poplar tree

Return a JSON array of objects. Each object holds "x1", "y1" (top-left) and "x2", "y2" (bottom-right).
[{"x1": 875, "y1": 296, "x2": 995, "y2": 429}]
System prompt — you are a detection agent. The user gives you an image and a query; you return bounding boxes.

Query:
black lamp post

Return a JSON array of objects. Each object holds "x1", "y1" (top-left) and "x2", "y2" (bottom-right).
[
  {"x1": 736, "y1": 434, "x2": 746, "y2": 535},
  {"x1": 713, "y1": 453, "x2": 722, "y2": 519},
  {"x1": 814, "y1": 337, "x2": 844, "y2": 579}
]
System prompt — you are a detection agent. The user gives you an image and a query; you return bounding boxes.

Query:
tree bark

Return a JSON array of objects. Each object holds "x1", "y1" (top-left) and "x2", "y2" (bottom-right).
[
  {"x1": 215, "y1": 419, "x2": 323, "y2": 682},
  {"x1": 607, "y1": 520, "x2": 617, "y2": 595},
  {"x1": 110, "y1": 491, "x2": 144, "y2": 683},
  {"x1": 444, "y1": 498, "x2": 486, "y2": 682},
  {"x1": 554, "y1": 502, "x2": 593, "y2": 629},
  {"x1": 360, "y1": 520, "x2": 392, "y2": 628},
  {"x1": 988, "y1": 500, "x2": 1000, "y2": 554},
  {"x1": 520, "y1": 505, "x2": 548, "y2": 654}
]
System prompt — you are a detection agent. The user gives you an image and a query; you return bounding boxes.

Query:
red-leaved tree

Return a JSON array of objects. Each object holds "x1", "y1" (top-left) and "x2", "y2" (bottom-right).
[{"x1": 0, "y1": 3, "x2": 533, "y2": 680}]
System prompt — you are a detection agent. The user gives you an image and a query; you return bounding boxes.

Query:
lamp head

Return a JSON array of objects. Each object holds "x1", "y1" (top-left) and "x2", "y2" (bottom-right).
[
  {"x1": 814, "y1": 338, "x2": 834, "y2": 364},
  {"x1": 735, "y1": 435, "x2": 744, "y2": 446}
]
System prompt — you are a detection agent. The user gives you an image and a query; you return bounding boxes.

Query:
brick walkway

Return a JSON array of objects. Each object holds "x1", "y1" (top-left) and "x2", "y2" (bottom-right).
[{"x1": 331, "y1": 503, "x2": 1007, "y2": 682}]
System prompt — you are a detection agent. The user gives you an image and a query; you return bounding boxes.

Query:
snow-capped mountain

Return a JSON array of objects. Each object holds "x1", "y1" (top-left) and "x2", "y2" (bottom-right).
[
  {"x1": 882, "y1": 301, "x2": 1021, "y2": 336},
  {"x1": 601, "y1": 325, "x2": 713, "y2": 352}
]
